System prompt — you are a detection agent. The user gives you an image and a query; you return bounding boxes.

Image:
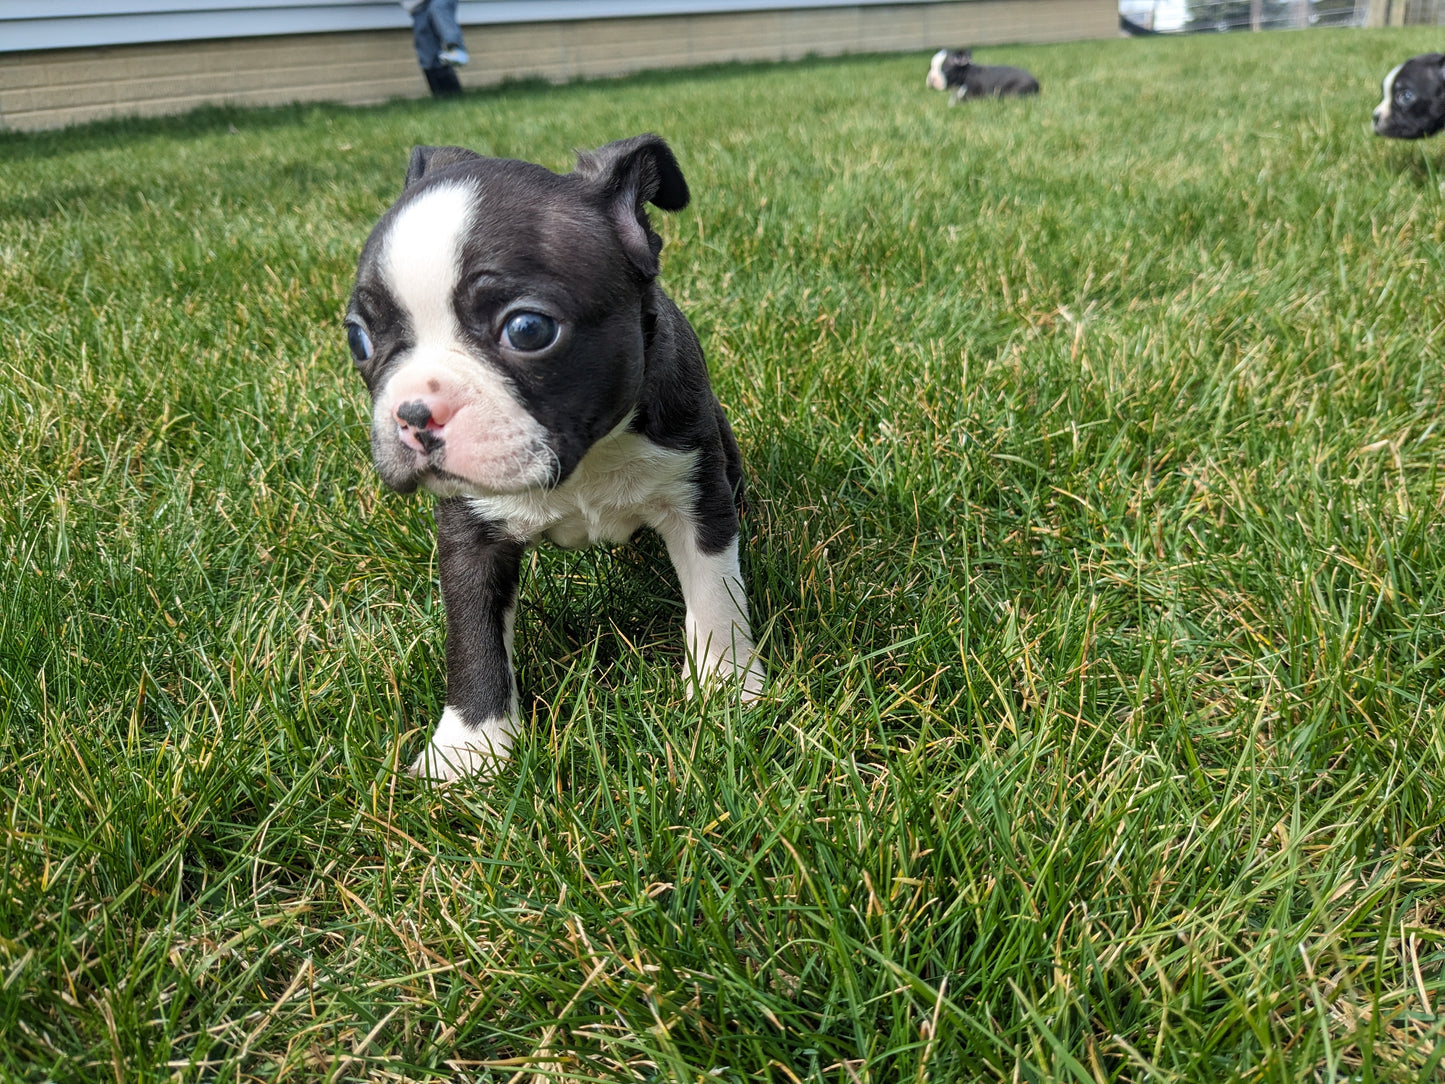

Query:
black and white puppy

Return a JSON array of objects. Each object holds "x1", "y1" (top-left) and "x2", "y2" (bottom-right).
[
  {"x1": 345, "y1": 134, "x2": 764, "y2": 781},
  {"x1": 926, "y1": 49, "x2": 1040, "y2": 104},
  {"x1": 1373, "y1": 54, "x2": 1445, "y2": 139}
]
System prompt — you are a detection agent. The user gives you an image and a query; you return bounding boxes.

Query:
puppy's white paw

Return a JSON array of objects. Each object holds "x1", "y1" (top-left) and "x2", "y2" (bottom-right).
[
  {"x1": 739, "y1": 654, "x2": 766, "y2": 702},
  {"x1": 408, "y1": 706, "x2": 515, "y2": 782},
  {"x1": 684, "y1": 644, "x2": 766, "y2": 704}
]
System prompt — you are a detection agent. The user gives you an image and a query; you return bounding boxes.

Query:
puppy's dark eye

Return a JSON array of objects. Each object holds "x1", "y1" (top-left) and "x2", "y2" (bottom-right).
[
  {"x1": 1397, "y1": 87, "x2": 1416, "y2": 105},
  {"x1": 346, "y1": 320, "x2": 374, "y2": 363},
  {"x1": 501, "y1": 311, "x2": 559, "y2": 352}
]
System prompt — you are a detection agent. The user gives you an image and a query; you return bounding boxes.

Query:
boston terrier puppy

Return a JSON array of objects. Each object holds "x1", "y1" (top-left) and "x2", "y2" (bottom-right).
[
  {"x1": 345, "y1": 134, "x2": 765, "y2": 782},
  {"x1": 1373, "y1": 54, "x2": 1445, "y2": 139},
  {"x1": 926, "y1": 48, "x2": 1040, "y2": 104}
]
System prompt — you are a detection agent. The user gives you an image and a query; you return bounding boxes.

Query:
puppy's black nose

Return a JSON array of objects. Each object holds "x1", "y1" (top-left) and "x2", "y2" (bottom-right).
[{"x1": 396, "y1": 400, "x2": 433, "y2": 428}]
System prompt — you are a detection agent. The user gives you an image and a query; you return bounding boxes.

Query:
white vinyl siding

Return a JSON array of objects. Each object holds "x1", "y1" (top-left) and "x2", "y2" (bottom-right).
[{"x1": 3, "y1": 0, "x2": 988, "y2": 52}]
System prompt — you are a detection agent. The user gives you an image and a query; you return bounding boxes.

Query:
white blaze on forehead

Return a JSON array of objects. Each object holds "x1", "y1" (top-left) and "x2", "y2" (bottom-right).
[
  {"x1": 381, "y1": 180, "x2": 476, "y2": 343},
  {"x1": 1377, "y1": 62, "x2": 1403, "y2": 120}
]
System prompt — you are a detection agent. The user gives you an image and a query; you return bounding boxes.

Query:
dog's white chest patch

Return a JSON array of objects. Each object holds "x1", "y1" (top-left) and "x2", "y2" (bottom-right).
[{"x1": 468, "y1": 428, "x2": 699, "y2": 547}]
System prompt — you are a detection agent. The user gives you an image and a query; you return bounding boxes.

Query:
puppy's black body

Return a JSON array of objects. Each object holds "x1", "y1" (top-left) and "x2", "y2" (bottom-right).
[
  {"x1": 926, "y1": 49, "x2": 1040, "y2": 104},
  {"x1": 345, "y1": 136, "x2": 763, "y2": 781},
  {"x1": 1374, "y1": 54, "x2": 1445, "y2": 139}
]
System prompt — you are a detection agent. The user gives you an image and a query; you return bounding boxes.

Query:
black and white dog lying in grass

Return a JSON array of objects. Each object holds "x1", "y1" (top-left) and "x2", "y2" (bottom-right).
[
  {"x1": 926, "y1": 49, "x2": 1040, "y2": 104},
  {"x1": 344, "y1": 135, "x2": 765, "y2": 782},
  {"x1": 1373, "y1": 54, "x2": 1445, "y2": 139}
]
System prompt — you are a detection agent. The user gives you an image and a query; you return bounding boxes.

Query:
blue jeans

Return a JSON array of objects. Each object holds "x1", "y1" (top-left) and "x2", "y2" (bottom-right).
[{"x1": 410, "y1": 0, "x2": 464, "y2": 70}]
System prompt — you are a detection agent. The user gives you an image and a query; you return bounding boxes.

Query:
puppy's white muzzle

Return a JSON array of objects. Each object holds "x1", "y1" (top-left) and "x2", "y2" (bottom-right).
[{"x1": 372, "y1": 353, "x2": 555, "y2": 496}]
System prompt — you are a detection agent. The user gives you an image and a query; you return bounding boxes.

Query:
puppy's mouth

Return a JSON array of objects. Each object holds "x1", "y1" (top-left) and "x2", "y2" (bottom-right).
[
  {"x1": 371, "y1": 411, "x2": 560, "y2": 498},
  {"x1": 370, "y1": 355, "x2": 563, "y2": 497},
  {"x1": 388, "y1": 461, "x2": 480, "y2": 498},
  {"x1": 395, "y1": 400, "x2": 447, "y2": 456}
]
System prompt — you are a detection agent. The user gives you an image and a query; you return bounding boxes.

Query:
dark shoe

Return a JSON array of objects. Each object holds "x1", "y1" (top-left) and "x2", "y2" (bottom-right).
[{"x1": 423, "y1": 65, "x2": 462, "y2": 98}]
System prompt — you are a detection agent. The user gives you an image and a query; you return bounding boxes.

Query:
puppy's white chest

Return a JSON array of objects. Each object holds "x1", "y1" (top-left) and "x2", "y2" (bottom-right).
[{"x1": 467, "y1": 431, "x2": 699, "y2": 547}]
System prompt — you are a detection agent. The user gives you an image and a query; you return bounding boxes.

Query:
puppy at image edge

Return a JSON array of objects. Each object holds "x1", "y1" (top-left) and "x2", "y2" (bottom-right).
[
  {"x1": 345, "y1": 134, "x2": 765, "y2": 782},
  {"x1": 1373, "y1": 53, "x2": 1445, "y2": 139}
]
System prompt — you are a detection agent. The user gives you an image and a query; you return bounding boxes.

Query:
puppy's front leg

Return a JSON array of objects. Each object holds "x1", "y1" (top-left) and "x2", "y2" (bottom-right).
[
  {"x1": 410, "y1": 499, "x2": 525, "y2": 782},
  {"x1": 659, "y1": 515, "x2": 765, "y2": 701}
]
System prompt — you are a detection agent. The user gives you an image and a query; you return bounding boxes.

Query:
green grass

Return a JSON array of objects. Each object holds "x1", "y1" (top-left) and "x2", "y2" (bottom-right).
[{"x1": 2, "y1": 24, "x2": 1444, "y2": 1082}]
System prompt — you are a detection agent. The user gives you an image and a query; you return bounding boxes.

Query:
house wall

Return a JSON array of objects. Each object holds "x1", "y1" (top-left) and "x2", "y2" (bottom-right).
[{"x1": 0, "y1": 1, "x2": 1119, "y2": 132}]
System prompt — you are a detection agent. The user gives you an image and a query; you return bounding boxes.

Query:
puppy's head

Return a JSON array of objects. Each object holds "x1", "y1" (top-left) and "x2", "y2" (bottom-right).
[
  {"x1": 345, "y1": 135, "x2": 689, "y2": 497},
  {"x1": 926, "y1": 49, "x2": 972, "y2": 91},
  {"x1": 1374, "y1": 54, "x2": 1445, "y2": 139}
]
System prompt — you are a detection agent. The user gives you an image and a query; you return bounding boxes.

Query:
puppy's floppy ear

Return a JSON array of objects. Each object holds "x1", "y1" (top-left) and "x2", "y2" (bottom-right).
[
  {"x1": 573, "y1": 133, "x2": 690, "y2": 279},
  {"x1": 404, "y1": 145, "x2": 485, "y2": 191}
]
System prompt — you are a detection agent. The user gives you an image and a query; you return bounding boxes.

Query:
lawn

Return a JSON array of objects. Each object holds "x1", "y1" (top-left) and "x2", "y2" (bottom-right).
[{"x1": 2, "y1": 23, "x2": 1444, "y2": 1083}]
